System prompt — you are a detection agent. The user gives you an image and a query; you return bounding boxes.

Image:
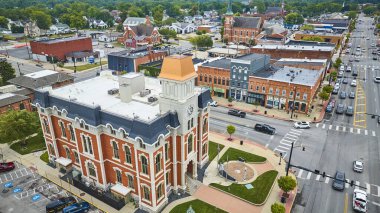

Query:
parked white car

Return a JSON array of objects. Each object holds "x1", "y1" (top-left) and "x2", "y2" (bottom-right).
[
  {"x1": 210, "y1": 101, "x2": 218, "y2": 107},
  {"x1": 351, "y1": 80, "x2": 357, "y2": 87},
  {"x1": 293, "y1": 121, "x2": 311, "y2": 129},
  {"x1": 352, "y1": 189, "x2": 367, "y2": 212}
]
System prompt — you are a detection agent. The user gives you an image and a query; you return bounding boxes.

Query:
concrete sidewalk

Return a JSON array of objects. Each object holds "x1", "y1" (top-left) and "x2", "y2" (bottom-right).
[{"x1": 0, "y1": 143, "x2": 135, "y2": 213}]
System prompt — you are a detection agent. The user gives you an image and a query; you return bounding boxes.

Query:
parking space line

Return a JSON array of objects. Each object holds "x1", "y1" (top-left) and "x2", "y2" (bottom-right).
[
  {"x1": 365, "y1": 130, "x2": 368, "y2": 135},
  {"x1": 297, "y1": 169, "x2": 304, "y2": 178},
  {"x1": 316, "y1": 123, "x2": 320, "y2": 128},
  {"x1": 329, "y1": 125, "x2": 333, "y2": 130},
  {"x1": 306, "y1": 172, "x2": 312, "y2": 180},
  {"x1": 366, "y1": 183, "x2": 371, "y2": 194},
  {"x1": 316, "y1": 175, "x2": 321, "y2": 181},
  {"x1": 373, "y1": 131, "x2": 376, "y2": 137},
  {"x1": 342, "y1": 126, "x2": 346, "y2": 132},
  {"x1": 350, "y1": 128, "x2": 354, "y2": 133},
  {"x1": 335, "y1": 126, "x2": 340, "y2": 131},
  {"x1": 355, "y1": 181, "x2": 360, "y2": 189},
  {"x1": 357, "y1": 129, "x2": 361, "y2": 134},
  {"x1": 322, "y1": 124, "x2": 326, "y2": 129},
  {"x1": 325, "y1": 177, "x2": 330, "y2": 184}
]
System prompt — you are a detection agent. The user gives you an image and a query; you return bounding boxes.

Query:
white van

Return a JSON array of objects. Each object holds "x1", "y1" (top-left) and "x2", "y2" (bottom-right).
[{"x1": 339, "y1": 65, "x2": 345, "y2": 72}]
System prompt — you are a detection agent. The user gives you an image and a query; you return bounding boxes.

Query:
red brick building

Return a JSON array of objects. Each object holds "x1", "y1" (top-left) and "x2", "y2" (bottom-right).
[
  {"x1": 223, "y1": 14, "x2": 263, "y2": 44},
  {"x1": 0, "y1": 93, "x2": 32, "y2": 114},
  {"x1": 30, "y1": 37, "x2": 93, "y2": 62},
  {"x1": 34, "y1": 56, "x2": 212, "y2": 212}
]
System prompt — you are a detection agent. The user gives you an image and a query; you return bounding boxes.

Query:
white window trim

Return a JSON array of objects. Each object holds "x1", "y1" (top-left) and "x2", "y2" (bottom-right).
[
  {"x1": 85, "y1": 159, "x2": 98, "y2": 182},
  {"x1": 187, "y1": 133, "x2": 194, "y2": 154},
  {"x1": 63, "y1": 145, "x2": 71, "y2": 160},
  {"x1": 125, "y1": 172, "x2": 136, "y2": 192},
  {"x1": 58, "y1": 120, "x2": 67, "y2": 139},
  {"x1": 72, "y1": 149, "x2": 80, "y2": 164},
  {"x1": 113, "y1": 167, "x2": 123, "y2": 184},
  {"x1": 41, "y1": 117, "x2": 51, "y2": 136},
  {"x1": 122, "y1": 144, "x2": 133, "y2": 166},
  {"x1": 68, "y1": 124, "x2": 76, "y2": 142},
  {"x1": 141, "y1": 184, "x2": 151, "y2": 202},
  {"x1": 202, "y1": 117, "x2": 209, "y2": 136},
  {"x1": 80, "y1": 133, "x2": 94, "y2": 158},
  {"x1": 139, "y1": 154, "x2": 149, "y2": 177},
  {"x1": 155, "y1": 152, "x2": 163, "y2": 177},
  {"x1": 110, "y1": 140, "x2": 121, "y2": 162}
]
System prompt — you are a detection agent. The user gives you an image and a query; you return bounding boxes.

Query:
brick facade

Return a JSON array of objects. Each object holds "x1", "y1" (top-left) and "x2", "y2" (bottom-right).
[
  {"x1": 250, "y1": 48, "x2": 334, "y2": 60},
  {"x1": 197, "y1": 66, "x2": 230, "y2": 98},
  {"x1": 294, "y1": 33, "x2": 344, "y2": 46}
]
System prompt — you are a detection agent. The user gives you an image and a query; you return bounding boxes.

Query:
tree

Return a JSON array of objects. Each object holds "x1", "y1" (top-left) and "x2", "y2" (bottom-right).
[
  {"x1": 277, "y1": 176, "x2": 297, "y2": 195},
  {"x1": 322, "y1": 85, "x2": 333, "y2": 94},
  {"x1": 11, "y1": 24, "x2": 24, "y2": 33},
  {"x1": 363, "y1": 6, "x2": 376, "y2": 15},
  {"x1": 285, "y1": 12, "x2": 304, "y2": 25},
  {"x1": 333, "y1": 58, "x2": 342, "y2": 69},
  {"x1": 0, "y1": 61, "x2": 16, "y2": 86},
  {"x1": 0, "y1": 16, "x2": 9, "y2": 28},
  {"x1": 226, "y1": 125, "x2": 236, "y2": 140},
  {"x1": 220, "y1": 26, "x2": 224, "y2": 39},
  {"x1": 318, "y1": 91, "x2": 330, "y2": 104},
  {"x1": 158, "y1": 28, "x2": 177, "y2": 42},
  {"x1": 152, "y1": 5, "x2": 164, "y2": 26},
  {"x1": 271, "y1": 202, "x2": 285, "y2": 213},
  {"x1": 300, "y1": 25, "x2": 314, "y2": 31},
  {"x1": 189, "y1": 35, "x2": 213, "y2": 49},
  {"x1": 69, "y1": 15, "x2": 87, "y2": 32},
  {"x1": 345, "y1": 11, "x2": 357, "y2": 20},
  {"x1": 162, "y1": 17, "x2": 177, "y2": 26},
  {"x1": 0, "y1": 110, "x2": 40, "y2": 147},
  {"x1": 31, "y1": 11, "x2": 52, "y2": 29},
  {"x1": 116, "y1": 24, "x2": 124, "y2": 32}
]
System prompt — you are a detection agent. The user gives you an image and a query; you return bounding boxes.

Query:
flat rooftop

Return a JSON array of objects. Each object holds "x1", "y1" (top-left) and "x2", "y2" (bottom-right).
[
  {"x1": 252, "y1": 44, "x2": 335, "y2": 51},
  {"x1": 201, "y1": 58, "x2": 231, "y2": 70},
  {"x1": 276, "y1": 58, "x2": 328, "y2": 64},
  {"x1": 24, "y1": 70, "x2": 57, "y2": 79},
  {"x1": 253, "y1": 66, "x2": 323, "y2": 86},
  {"x1": 35, "y1": 37, "x2": 90, "y2": 44},
  {"x1": 296, "y1": 31, "x2": 343, "y2": 37}
]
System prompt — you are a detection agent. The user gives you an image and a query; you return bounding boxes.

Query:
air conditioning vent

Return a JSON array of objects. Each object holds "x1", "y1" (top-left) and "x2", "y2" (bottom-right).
[
  {"x1": 108, "y1": 88, "x2": 119, "y2": 95},
  {"x1": 140, "y1": 89, "x2": 151, "y2": 97},
  {"x1": 148, "y1": 96, "x2": 158, "y2": 103}
]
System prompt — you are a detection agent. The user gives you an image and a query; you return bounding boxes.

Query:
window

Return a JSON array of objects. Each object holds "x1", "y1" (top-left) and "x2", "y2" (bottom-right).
[
  {"x1": 141, "y1": 156, "x2": 148, "y2": 175},
  {"x1": 69, "y1": 125, "x2": 75, "y2": 141},
  {"x1": 139, "y1": 139, "x2": 146, "y2": 149},
  {"x1": 128, "y1": 175, "x2": 134, "y2": 189},
  {"x1": 204, "y1": 76, "x2": 208, "y2": 82},
  {"x1": 262, "y1": 87, "x2": 266, "y2": 93},
  {"x1": 275, "y1": 89, "x2": 280, "y2": 96},
  {"x1": 237, "y1": 83, "x2": 241, "y2": 87},
  {"x1": 239, "y1": 69, "x2": 241, "y2": 73},
  {"x1": 303, "y1": 93, "x2": 308, "y2": 100},
  {"x1": 296, "y1": 92, "x2": 300, "y2": 98},
  {"x1": 157, "y1": 184, "x2": 163, "y2": 200},
  {"x1": 165, "y1": 143, "x2": 169, "y2": 161},
  {"x1": 109, "y1": 126, "x2": 116, "y2": 135},
  {"x1": 88, "y1": 162, "x2": 96, "y2": 177},
  {"x1": 143, "y1": 186, "x2": 150, "y2": 201},
  {"x1": 202, "y1": 118, "x2": 208, "y2": 133},
  {"x1": 202, "y1": 143, "x2": 207, "y2": 155},
  {"x1": 82, "y1": 135, "x2": 93, "y2": 155},
  {"x1": 125, "y1": 146, "x2": 132, "y2": 164},
  {"x1": 191, "y1": 118, "x2": 194, "y2": 128},
  {"x1": 214, "y1": 78, "x2": 216, "y2": 84},
  {"x1": 244, "y1": 76, "x2": 247, "y2": 81},
  {"x1": 232, "y1": 74, "x2": 236, "y2": 79},
  {"x1": 209, "y1": 76, "x2": 212, "y2": 83},
  {"x1": 226, "y1": 79, "x2": 229, "y2": 86},
  {"x1": 48, "y1": 144, "x2": 55, "y2": 155},
  {"x1": 112, "y1": 141, "x2": 119, "y2": 159},
  {"x1": 166, "y1": 172, "x2": 170, "y2": 185},
  {"x1": 115, "y1": 169, "x2": 122, "y2": 183},
  {"x1": 43, "y1": 118, "x2": 50, "y2": 134},
  {"x1": 122, "y1": 130, "x2": 128, "y2": 139},
  {"x1": 19, "y1": 103, "x2": 25, "y2": 110},
  {"x1": 59, "y1": 121, "x2": 66, "y2": 138},
  {"x1": 269, "y1": 88, "x2": 273, "y2": 94},
  {"x1": 282, "y1": 90, "x2": 286, "y2": 96},
  {"x1": 289, "y1": 91, "x2": 294, "y2": 97},
  {"x1": 187, "y1": 134, "x2": 193, "y2": 154},
  {"x1": 155, "y1": 154, "x2": 161, "y2": 173},
  {"x1": 199, "y1": 75, "x2": 203, "y2": 81},
  {"x1": 187, "y1": 120, "x2": 190, "y2": 130},
  {"x1": 222, "y1": 79, "x2": 225, "y2": 85},
  {"x1": 256, "y1": 86, "x2": 259, "y2": 91},
  {"x1": 74, "y1": 151, "x2": 79, "y2": 164},
  {"x1": 65, "y1": 147, "x2": 71, "y2": 159},
  {"x1": 218, "y1": 78, "x2": 221, "y2": 85}
]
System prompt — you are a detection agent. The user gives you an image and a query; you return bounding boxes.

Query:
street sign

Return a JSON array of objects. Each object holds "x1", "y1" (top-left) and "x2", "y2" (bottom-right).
[
  {"x1": 13, "y1": 187, "x2": 22, "y2": 193},
  {"x1": 88, "y1": 56, "x2": 95, "y2": 64},
  {"x1": 32, "y1": 194, "x2": 41, "y2": 202},
  {"x1": 4, "y1": 182, "x2": 13, "y2": 188}
]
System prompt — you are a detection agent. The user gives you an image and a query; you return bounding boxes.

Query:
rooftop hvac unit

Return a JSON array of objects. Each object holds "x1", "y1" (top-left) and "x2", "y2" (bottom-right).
[
  {"x1": 140, "y1": 89, "x2": 151, "y2": 97},
  {"x1": 108, "y1": 88, "x2": 119, "y2": 95},
  {"x1": 148, "y1": 97, "x2": 158, "y2": 103}
]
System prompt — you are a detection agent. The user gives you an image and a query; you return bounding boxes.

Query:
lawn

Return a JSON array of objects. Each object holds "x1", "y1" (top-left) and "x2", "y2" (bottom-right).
[
  {"x1": 208, "y1": 141, "x2": 225, "y2": 161},
  {"x1": 218, "y1": 147, "x2": 266, "y2": 163},
  {"x1": 169, "y1": 199, "x2": 227, "y2": 213},
  {"x1": 210, "y1": 170, "x2": 278, "y2": 204},
  {"x1": 10, "y1": 134, "x2": 46, "y2": 155},
  {"x1": 65, "y1": 61, "x2": 108, "y2": 71},
  {"x1": 40, "y1": 151, "x2": 49, "y2": 163}
]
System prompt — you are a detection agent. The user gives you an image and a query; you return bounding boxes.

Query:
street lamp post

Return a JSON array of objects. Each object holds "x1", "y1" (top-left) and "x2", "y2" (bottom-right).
[{"x1": 279, "y1": 152, "x2": 283, "y2": 165}]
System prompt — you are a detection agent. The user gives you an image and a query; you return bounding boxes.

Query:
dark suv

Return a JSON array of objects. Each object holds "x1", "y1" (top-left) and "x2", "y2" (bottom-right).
[
  {"x1": 46, "y1": 196, "x2": 77, "y2": 213},
  {"x1": 254, "y1": 124, "x2": 276, "y2": 135},
  {"x1": 332, "y1": 171, "x2": 346, "y2": 191},
  {"x1": 228, "y1": 109, "x2": 246, "y2": 118}
]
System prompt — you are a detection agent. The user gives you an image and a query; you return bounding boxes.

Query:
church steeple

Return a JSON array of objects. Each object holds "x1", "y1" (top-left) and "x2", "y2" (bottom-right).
[{"x1": 226, "y1": 0, "x2": 233, "y2": 15}]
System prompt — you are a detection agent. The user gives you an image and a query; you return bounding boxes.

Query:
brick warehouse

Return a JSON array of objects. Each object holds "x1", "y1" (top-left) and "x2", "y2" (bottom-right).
[
  {"x1": 30, "y1": 37, "x2": 93, "y2": 62},
  {"x1": 33, "y1": 55, "x2": 212, "y2": 212}
]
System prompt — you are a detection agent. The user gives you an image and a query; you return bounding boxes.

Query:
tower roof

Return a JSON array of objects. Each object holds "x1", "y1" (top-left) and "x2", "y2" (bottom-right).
[{"x1": 159, "y1": 55, "x2": 197, "y2": 81}]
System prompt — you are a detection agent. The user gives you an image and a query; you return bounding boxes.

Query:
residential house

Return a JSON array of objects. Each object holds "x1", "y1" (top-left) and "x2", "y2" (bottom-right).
[
  {"x1": 169, "y1": 23, "x2": 197, "y2": 34},
  {"x1": 98, "y1": 33, "x2": 123, "y2": 42},
  {"x1": 90, "y1": 20, "x2": 108, "y2": 29},
  {"x1": 24, "y1": 22, "x2": 48, "y2": 37},
  {"x1": 184, "y1": 16, "x2": 193, "y2": 23},
  {"x1": 50, "y1": 23, "x2": 70, "y2": 35},
  {"x1": 121, "y1": 23, "x2": 161, "y2": 49},
  {"x1": 123, "y1": 16, "x2": 151, "y2": 28}
]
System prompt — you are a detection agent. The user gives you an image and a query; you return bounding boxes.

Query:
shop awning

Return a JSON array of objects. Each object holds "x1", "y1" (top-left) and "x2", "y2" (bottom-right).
[
  {"x1": 111, "y1": 184, "x2": 131, "y2": 196},
  {"x1": 213, "y1": 87, "x2": 225, "y2": 93},
  {"x1": 55, "y1": 157, "x2": 72, "y2": 167}
]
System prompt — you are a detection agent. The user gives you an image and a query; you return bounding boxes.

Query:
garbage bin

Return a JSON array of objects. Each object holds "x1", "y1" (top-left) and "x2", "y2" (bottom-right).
[
  {"x1": 281, "y1": 196, "x2": 286, "y2": 203},
  {"x1": 240, "y1": 140, "x2": 243, "y2": 145},
  {"x1": 264, "y1": 111, "x2": 267, "y2": 115}
]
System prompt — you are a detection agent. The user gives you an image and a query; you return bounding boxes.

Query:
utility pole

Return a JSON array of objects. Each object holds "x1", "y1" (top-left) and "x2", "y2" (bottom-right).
[
  {"x1": 286, "y1": 142, "x2": 294, "y2": 176},
  {"x1": 291, "y1": 86, "x2": 297, "y2": 119},
  {"x1": 24, "y1": 37, "x2": 31, "y2": 59},
  {"x1": 16, "y1": 62, "x2": 22, "y2": 75}
]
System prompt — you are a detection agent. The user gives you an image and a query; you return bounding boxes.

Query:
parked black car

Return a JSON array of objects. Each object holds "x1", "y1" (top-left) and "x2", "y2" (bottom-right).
[
  {"x1": 332, "y1": 171, "x2": 346, "y2": 191},
  {"x1": 254, "y1": 124, "x2": 276, "y2": 135},
  {"x1": 228, "y1": 109, "x2": 246, "y2": 118},
  {"x1": 46, "y1": 196, "x2": 77, "y2": 213}
]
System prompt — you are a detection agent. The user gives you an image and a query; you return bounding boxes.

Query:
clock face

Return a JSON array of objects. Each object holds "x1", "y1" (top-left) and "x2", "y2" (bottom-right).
[{"x1": 187, "y1": 105, "x2": 194, "y2": 116}]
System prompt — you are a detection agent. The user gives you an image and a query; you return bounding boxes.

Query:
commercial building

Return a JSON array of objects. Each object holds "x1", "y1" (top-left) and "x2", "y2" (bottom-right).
[
  {"x1": 248, "y1": 66, "x2": 323, "y2": 113},
  {"x1": 169, "y1": 23, "x2": 197, "y2": 34},
  {"x1": 0, "y1": 90, "x2": 32, "y2": 114},
  {"x1": 33, "y1": 55, "x2": 212, "y2": 212},
  {"x1": 293, "y1": 31, "x2": 344, "y2": 46},
  {"x1": 108, "y1": 48, "x2": 168, "y2": 73},
  {"x1": 274, "y1": 58, "x2": 329, "y2": 71},
  {"x1": 30, "y1": 37, "x2": 93, "y2": 62}
]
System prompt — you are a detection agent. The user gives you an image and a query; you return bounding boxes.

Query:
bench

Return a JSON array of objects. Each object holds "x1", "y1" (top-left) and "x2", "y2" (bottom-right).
[{"x1": 238, "y1": 157, "x2": 245, "y2": 162}]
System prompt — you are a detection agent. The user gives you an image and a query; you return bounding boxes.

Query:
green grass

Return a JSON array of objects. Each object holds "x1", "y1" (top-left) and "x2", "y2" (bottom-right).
[
  {"x1": 218, "y1": 147, "x2": 266, "y2": 163},
  {"x1": 169, "y1": 199, "x2": 227, "y2": 213},
  {"x1": 208, "y1": 141, "x2": 225, "y2": 161},
  {"x1": 210, "y1": 170, "x2": 278, "y2": 204},
  {"x1": 10, "y1": 134, "x2": 46, "y2": 155},
  {"x1": 40, "y1": 151, "x2": 49, "y2": 163},
  {"x1": 65, "y1": 61, "x2": 108, "y2": 71}
]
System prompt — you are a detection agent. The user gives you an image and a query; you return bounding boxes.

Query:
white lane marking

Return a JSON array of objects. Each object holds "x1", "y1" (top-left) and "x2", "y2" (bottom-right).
[
  {"x1": 342, "y1": 126, "x2": 346, "y2": 132},
  {"x1": 346, "y1": 179, "x2": 350, "y2": 188},
  {"x1": 316, "y1": 175, "x2": 321, "y2": 181},
  {"x1": 372, "y1": 201, "x2": 380, "y2": 207},
  {"x1": 336, "y1": 126, "x2": 340, "y2": 131},
  {"x1": 325, "y1": 177, "x2": 330, "y2": 184},
  {"x1": 297, "y1": 169, "x2": 304, "y2": 178},
  {"x1": 357, "y1": 129, "x2": 361, "y2": 134},
  {"x1": 355, "y1": 181, "x2": 360, "y2": 189},
  {"x1": 322, "y1": 124, "x2": 326, "y2": 129},
  {"x1": 316, "y1": 123, "x2": 320, "y2": 128},
  {"x1": 350, "y1": 128, "x2": 354, "y2": 133},
  {"x1": 372, "y1": 131, "x2": 376, "y2": 137},
  {"x1": 365, "y1": 130, "x2": 368, "y2": 135},
  {"x1": 366, "y1": 183, "x2": 371, "y2": 194},
  {"x1": 329, "y1": 125, "x2": 333, "y2": 130},
  {"x1": 306, "y1": 172, "x2": 312, "y2": 180}
]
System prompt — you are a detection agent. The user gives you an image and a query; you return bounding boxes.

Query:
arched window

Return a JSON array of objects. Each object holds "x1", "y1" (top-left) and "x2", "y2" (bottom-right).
[
  {"x1": 87, "y1": 162, "x2": 96, "y2": 177},
  {"x1": 218, "y1": 77, "x2": 221, "y2": 85},
  {"x1": 143, "y1": 186, "x2": 150, "y2": 200},
  {"x1": 187, "y1": 134, "x2": 193, "y2": 154},
  {"x1": 141, "y1": 156, "x2": 148, "y2": 175},
  {"x1": 48, "y1": 144, "x2": 55, "y2": 155},
  {"x1": 115, "y1": 169, "x2": 122, "y2": 183},
  {"x1": 74, "y1": 151, "x2": 79, "y2": 164},
  {"x1": 222, "y1": 78, "x2": 226, "y2": 85},
  {"x1": 65, "y1": 147, "x2": 71, "y2": 159},
  {"x1": 112, "y1": 141, "x2": 119, "y2": 159},
  {"x1": 199, "y1": 75, "x2": 203, "y2": 81},
  {"x1": 155, "y1": 154, "x2": 161, "y2": 173},
  {"x1": 19, "y1": 103, "x2": 25, "y2": 110},
  {"x1": 156, "y1": 183, "x2": 163, "y2": 200},
  {"x1": 125, "y1": 146, "x2": 132, "y2": 164},
  {"x1": 203, "y1": 118, "x2": 208, "y2": 133}
]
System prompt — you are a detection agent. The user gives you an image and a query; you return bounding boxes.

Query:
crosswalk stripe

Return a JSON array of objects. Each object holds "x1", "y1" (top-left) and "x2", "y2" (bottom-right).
[
  {"x1": 366, "y1": 183, "x2": 371, "y2": 194},
  {"x1": 375, "y1": 185, "x2": 380, "y2": 197},
  {"x1": 316, "y1": 175, "x2": 321, "y2": 181},
  {"x1": 277, "y1": 145, "x2": 290, "y2": 150},
  {"x1": 322, "y1": 124, "x2": 326, "y2": 129},
  {"x1": 355, "y1": 181, "x2": 360, "y2": 189},
  {"x1": 289, "y1": 131, "x2": 301, "y2": 136},
  {"x1": 357, "y1": 129, "x2": 361, "y2": 134},
  {"x1": 336, "y1": 126, "x2": 340, "y2": 131},
  {"x1": 329, "y1": 125, "x2": 332, "y2": 130},
  {"x1": 325, "y1": 177, "x2": 330, "y2": 184},
  {"x1": 282, "y1": 139, "x2": 294, "y2": 143},
  {"x1": 290, "y1": 129, "x2": 303, "y2": 134},
  {"x1": 365, "y1": 130, "x2": 368, "y2": 135},
  {"x1": 316, "y1": 123, "x2": 320, "y2": 128},
  {"x1": 286, "y1": 133, "x2": 298, "y2": 139},
  {"x1": 297, "y1": 169, "x2": 304, "y2": 178},
  {"x1": 373, "y1": 131, "x2": 376, "y2": 137},
  {"x1": 280, "y1": 141, "x2": 292, "y2": 146},
  {"x1": 274, "y1": 147, "x2": 288, "y2": 153},
  {"x1": 306, "y1": 172, "x2": 312, "y2": 180},
  {"x1": 342, "y1": 126, "x2": 346, "y2": 132},
  {"x1": 350, "y1": 128, "x2": 354, "y2": 133},
  {"x1": 346, "y1": 179, "x2": 350, "y2": 188}
]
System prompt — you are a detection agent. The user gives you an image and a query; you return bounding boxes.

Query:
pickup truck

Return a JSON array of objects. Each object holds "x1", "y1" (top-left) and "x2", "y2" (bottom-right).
[{"x1": 228, "y1": 109, "x2": 246, "y2": 118}]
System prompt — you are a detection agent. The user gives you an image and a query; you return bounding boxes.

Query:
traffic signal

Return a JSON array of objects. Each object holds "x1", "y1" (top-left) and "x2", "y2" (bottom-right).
[
  {"x1": 322, "y1": 172, "x2": 326, "y2": 178},
  {"x1": 351, "y1": 180, "x2": 354, "y2": 187},
  {"x1": 302, "y1": 146, "x2": 306, "y2": 151},
  {"x1": 314, "y1": 170, "x2": 320, "y2": 174}
]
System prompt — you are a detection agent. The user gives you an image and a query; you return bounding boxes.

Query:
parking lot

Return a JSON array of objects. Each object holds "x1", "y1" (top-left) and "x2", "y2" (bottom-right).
[{"x1": 0, "y1": 162, "x2": 100, "y2": 213}]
